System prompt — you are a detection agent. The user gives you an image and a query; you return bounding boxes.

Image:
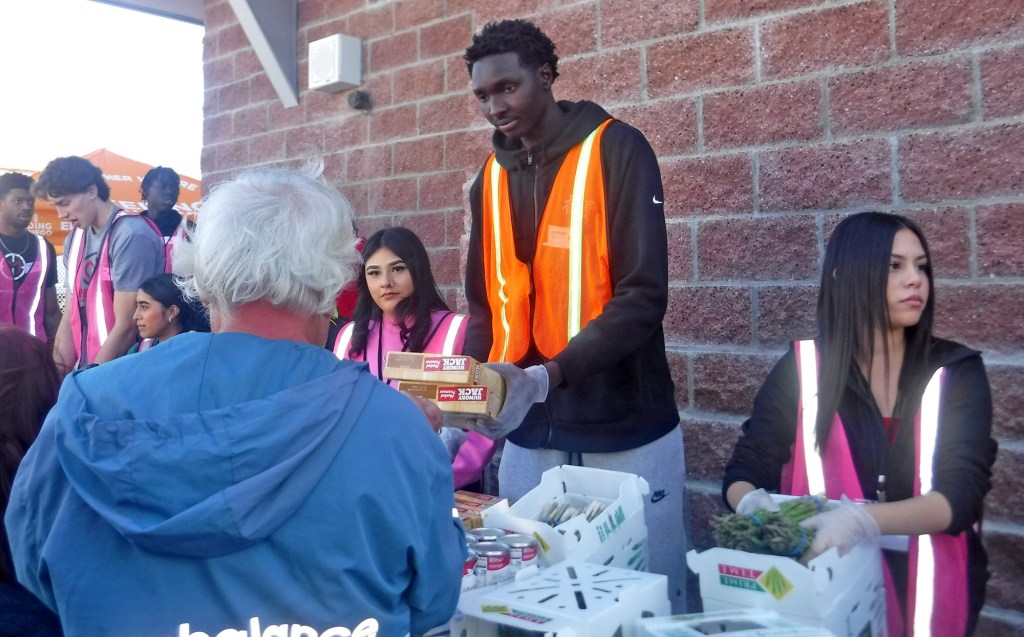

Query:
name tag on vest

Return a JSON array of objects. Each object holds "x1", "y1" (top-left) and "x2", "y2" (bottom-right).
[{"x1": 543, "y1": 225, "x2": 570, "y2": 249}]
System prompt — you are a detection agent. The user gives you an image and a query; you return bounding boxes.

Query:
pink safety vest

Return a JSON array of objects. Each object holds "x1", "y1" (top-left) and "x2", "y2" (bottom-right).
[
  {"x1": 782, "y1": 339, "x2": 970, "y2": 637},
  {"x1": 334, "y1": 313, "x2": 499, "y2": 488},
  {"x1": 162, "y1": 219, "x2": 188, "y2": 273},
  {"x1": 0, "y1": 234, "x2": 49, "y2": 340},
  {"x1": 66, "y1": 211, "x2": 161, "y2": 366}
]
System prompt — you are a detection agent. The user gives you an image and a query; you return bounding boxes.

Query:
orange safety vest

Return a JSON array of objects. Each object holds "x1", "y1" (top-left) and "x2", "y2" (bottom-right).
[
  {"x1": 480, "y1": 120, "x2": 614, "y2": 362},
  {"x1": 783, "y1": 339, "x2": 970, "y2": 637}
]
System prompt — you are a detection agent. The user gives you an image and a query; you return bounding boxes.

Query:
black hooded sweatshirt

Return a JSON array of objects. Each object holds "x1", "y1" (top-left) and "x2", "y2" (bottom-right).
[{"x1": 464, "y1": 100, "x2": 679, "y2": 453}]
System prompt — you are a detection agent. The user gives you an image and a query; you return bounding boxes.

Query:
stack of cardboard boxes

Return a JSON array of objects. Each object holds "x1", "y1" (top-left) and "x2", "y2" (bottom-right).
[{"x1": 384, "y1": 353, "x2": 506, "y2": 423}]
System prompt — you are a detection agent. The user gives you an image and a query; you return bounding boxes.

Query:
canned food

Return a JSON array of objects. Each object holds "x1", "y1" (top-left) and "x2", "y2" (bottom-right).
[
  {"x1": 467, "y1": 527, "x2": 507, "y2": 543},
  {"x1": 462, "y1": 547, "x2": 477, "y2": 576},
  {"x1": 501, "y1": 534, "x2": 539, "y2": 573},
  {"x1": 470, "y1": 541, "x2": 511, "y2": 585},
  {"x1": 460, "y1": 547, "x2": 479, "y2": 592}
]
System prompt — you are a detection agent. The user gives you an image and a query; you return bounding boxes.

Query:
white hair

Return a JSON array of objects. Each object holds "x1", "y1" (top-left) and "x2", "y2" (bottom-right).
[{"x1": 173, "y1": 165, "x2": 359, "y2": 318}]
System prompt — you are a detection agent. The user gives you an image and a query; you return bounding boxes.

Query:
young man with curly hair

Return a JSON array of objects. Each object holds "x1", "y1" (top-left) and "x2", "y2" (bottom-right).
[{"x1": 462, "y1": 19, "x2": 687, "y2": 611}]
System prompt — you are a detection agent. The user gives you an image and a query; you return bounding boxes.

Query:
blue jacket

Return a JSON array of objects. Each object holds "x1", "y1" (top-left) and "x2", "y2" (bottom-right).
[{"x1": 6, "y1": 332, "x2": 465, "y2": 637}]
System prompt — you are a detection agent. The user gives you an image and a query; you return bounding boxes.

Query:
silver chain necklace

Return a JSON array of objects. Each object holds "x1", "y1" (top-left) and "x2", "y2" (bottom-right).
[{"x1": 0, "y1": 233, "x2": 30, "y2": 279}]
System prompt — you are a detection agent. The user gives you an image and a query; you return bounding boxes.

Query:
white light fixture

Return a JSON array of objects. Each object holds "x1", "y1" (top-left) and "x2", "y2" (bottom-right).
[{"x1": 309, "y1": 34, "x2": 362, "y2": 93}]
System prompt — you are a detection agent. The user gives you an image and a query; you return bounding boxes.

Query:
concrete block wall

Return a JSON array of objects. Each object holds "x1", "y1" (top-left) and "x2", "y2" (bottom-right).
[{"x1": 200, "y1": 0, "x2": 1024, "y2": 630}]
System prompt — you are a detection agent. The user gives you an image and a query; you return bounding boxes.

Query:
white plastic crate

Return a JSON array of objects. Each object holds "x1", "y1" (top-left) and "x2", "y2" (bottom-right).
[{"x1": 452, "y1": 560, "x2": 669, "y2": 637}]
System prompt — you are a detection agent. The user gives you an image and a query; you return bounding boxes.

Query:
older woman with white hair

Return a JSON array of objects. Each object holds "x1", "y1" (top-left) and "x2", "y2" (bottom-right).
[{"x1": 5, "y1": 166, "x2": 466, "y2": 637}]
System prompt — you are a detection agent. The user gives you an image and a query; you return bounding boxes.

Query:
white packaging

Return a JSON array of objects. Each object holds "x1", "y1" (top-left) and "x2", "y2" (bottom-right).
[
  {"x1": 481, "y1": 465, "x2": 649, "y2": 571},
  {"x1": 635, "y1": 608, "x2": 836, "y2": 636},
  {"x1": 453, "y1": 560, "x2": 669, "y2": 637},
  {"x1": 686, "y1": 539, "x2": 886, "y2": 637}
]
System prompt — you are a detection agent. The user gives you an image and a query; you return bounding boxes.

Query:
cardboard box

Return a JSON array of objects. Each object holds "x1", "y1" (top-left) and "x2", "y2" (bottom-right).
[
  {"x1": 385, "y1": 352, "x2": 501, "y2": 386},
  {"x1": 481, "y1": 465, "x2": 649, "y2": 571},
  {"x1": 635, "y1": 608, "x2": 836, "y2": 636},
  {"x1": 453, "y1": 560, "x2": 669, "y2": 637},
  {"x1": 456, "y1": 490, "x2": 505, "y2": 530},
  {"x1": 396, "y1": 379, "x2": 505, "y2": 420},
  {"x1": 686, "y1": 539, "x2": 885, "y2": 637}
]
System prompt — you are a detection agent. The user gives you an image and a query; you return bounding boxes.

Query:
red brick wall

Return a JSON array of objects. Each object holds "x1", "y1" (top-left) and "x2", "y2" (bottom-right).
[{"x1": 201, "y1": 0, "x2": 1024, "y2": 628}]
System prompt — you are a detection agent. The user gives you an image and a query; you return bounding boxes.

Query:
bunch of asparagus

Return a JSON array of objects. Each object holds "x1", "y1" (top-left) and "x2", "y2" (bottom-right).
[
  {"x1": 712, "y1": 495, "x2": 828, "y2": 559},
  {"x1": 536, "y1": 498, "x2": 607, "y2": 526}
]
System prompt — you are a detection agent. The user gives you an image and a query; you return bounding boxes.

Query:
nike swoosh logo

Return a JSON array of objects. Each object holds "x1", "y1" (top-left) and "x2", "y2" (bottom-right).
[
  {"x1": 650, "y1": 489, "x2": 667, "y2": 504},
  {"x1": 653, "y1": 196, "x2": 663, "y2": 204}
]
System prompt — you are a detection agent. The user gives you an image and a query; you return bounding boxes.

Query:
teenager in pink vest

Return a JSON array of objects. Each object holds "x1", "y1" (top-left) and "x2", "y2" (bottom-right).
[
  {"x1": 34, "y1": 156, "x2": 164, "y2": 373},
  {"x1": 724, "y1": 212, "x2": 996, "y2": 636},
  {"x1": 334, "y1": 227, "x2": 498, "y2": 490},
  {"x1": 0, "y1": 173, "x2": 60, "y2": 342},
  {"x1": 140, "y1": 166, "x2": 190, "y2": 274}
]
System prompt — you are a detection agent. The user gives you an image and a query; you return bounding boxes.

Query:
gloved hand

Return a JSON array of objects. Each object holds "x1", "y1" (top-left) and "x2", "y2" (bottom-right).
[
  {"x1": 438, "y1": 427, "x2": 468, "y2": 462},
  {"x1": 459, "y1": 363, "x2": 549, "y2": 440},
  {"x1": 735, "y1": 488, "x2": 781, "y2": 515},
  {"x1": 800, "y1": 495, "x2": 880, "y2": 560}
]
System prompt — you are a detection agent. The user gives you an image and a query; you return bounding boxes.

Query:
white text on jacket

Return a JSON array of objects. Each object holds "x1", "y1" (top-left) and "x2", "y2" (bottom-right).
[{"x1": 179, "y1": 617, "x2": 379, "y2": 637}]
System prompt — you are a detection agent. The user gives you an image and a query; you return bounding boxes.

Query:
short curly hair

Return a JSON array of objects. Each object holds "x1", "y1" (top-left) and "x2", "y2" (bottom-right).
[
  {"x1": 141, "y1": 166, "x2": 181, "y2": 203},
  {"x1": 464, "y1": 19, "x2": 559, "y2": 81},
  {"x1": 32, "y1": 156, "x2": 110, "y2": 201},
  {"x1": 0, "y1": 172, "x2": 33, "y2": 199}
]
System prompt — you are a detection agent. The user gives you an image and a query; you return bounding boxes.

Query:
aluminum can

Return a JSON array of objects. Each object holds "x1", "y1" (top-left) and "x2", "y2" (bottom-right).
[
  {"x1": 470, "y1": 541, "x2": 511, "y2": 585},
  {"x1": 501, "y1": 534, "x2": 539, "y2": 573},
  {"x1": 467, "y1": 527, "x2": 507, "y2": 543}
]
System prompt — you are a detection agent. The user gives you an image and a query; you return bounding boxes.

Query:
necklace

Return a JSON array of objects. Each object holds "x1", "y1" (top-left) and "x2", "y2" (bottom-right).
[
  {"x1": 0, "y1": 233, "x2": 30, "y2": 280},
  {"x1": 0, "y1": 232, "x2": 29, "y2": 255}
]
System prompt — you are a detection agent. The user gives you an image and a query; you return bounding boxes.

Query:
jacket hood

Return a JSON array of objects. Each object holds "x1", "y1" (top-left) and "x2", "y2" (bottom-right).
[
  {"x1": 492, "y1": 100, "x2": 613, "y2": 171},
  {"x1": 51, "y1": 333, "x2": 377, "y2": 558}
]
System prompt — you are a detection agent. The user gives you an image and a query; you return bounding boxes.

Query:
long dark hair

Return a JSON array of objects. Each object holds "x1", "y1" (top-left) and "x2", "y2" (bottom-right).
[
  {"x1": 349, "y1": 227, "x2": 450, "y2": 357},
  {"x1": 815, "y1": 212, "x2": 935, "y2": 448},
  {"x1": 0, "y1": 326, "x2": 60, "y2": 582},
  {"x1": 140, "y1": 273, "x2": 206, "y2": 334}
]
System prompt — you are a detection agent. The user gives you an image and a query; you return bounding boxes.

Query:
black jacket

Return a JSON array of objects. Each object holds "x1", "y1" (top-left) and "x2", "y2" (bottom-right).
[
  {"x1": 724, "y1": 337, "x2": 997, "y2": 633},
  {"x1": 464, "y1": 100, "x2": 679, "y2": 452}
]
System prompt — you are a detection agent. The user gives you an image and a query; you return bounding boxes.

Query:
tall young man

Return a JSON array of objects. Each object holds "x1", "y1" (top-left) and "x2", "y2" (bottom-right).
[
  {"x1": 34, "y1": 156, "x2": 164, "y2": 372},
  {"x1": 0, "y1": 173, "x2": 60, "y2": 342},
  {"x1": 462, "y1": 20, "x2": 687, "y2": 611}
]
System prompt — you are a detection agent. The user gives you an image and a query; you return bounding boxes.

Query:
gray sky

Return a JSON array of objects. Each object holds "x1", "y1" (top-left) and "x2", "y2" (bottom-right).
[{"x1": 0, "y1": 0, "x2": 204, "y2": 177}]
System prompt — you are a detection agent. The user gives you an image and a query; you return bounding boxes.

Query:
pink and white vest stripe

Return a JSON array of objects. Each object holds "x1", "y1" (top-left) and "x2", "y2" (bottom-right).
[
  {"x1": 0, "y1": 234, "x2": 49, "y2": 340},
  {"x1": 782, "y1": 339, "x2": 969, "y2": 637}
]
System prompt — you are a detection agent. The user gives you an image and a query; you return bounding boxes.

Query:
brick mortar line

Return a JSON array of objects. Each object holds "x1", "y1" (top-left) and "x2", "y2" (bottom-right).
[
  {"x1": 666, "y1": 276, "x2": 1024, "y2": 288},
  {"x1": 655, "y1": 114, "x2": 1024, "y2": 161},
  {"x1": 657, "y1": 199, "x2": 1024, "y2": 224}
]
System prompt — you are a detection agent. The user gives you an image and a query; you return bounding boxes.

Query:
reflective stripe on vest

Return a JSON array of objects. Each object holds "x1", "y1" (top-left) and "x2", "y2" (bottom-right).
[
  {"x1": 796, "y1": 340, "x2": 825, "y2": 496},
  {"x1": 912, "y1": 368, "x2": 944, "y2": 637},
  {"x1": 442, "y1": 314, "x2": 465, "y2": 355},
  {"x1": 333, "y1": 322, "x2": 355, "y2": 360},
  {"x1": 486, "y1": 160, "x2": 515, "y2": 363},
  {"x1": 25, "y1": 235, "x2": 48, "y2": 337},
  {"x1": 482, "y1": 120, "x2": 613, "y2": 362},
  {"x1": 793, "y1": 339, "x2": 955, "y2": 636},
  {"x1": 567, "y1": 129, "x2": 601, "y2": 340}
]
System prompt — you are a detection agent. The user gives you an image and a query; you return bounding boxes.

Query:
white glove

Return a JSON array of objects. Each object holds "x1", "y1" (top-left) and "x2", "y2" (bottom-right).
[
  {"x1": 800, "y1": 495, "x2": 880, "y2": 559},
  {"x1": 438, "y1": 427, "x2": 468, "y2": 462},
  {"x1": 735, "y1": 488, "x2": 781, "y2": 515},
  {"x1": 459, "y1": 363, "x2": 549, "y2": 440}
]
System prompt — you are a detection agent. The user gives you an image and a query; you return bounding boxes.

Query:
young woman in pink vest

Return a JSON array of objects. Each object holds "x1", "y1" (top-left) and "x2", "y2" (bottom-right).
[
  {"x1": 34, "y1": 156, "x2": 164, "y2": 373},
  {"x1": 334, "y1": 227, "x2": 498, "y2": 490},
  {"x1": 724, "y1": 212, "x2": 996, "y2": 636}
]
